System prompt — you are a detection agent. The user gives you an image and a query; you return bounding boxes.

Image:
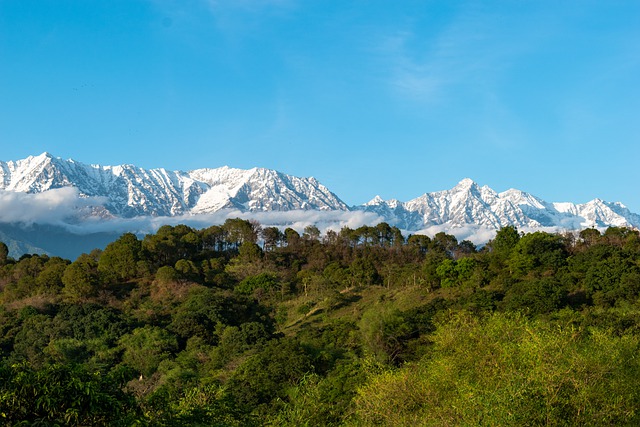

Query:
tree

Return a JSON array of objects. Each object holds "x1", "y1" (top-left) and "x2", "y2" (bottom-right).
[
  {"x1": 359, "y1": 304, "x2": 415, "y2": 364},
  {"x1": 142, "y1": 225, "x2": 180, "y2": 266},
  {"x1": 62, "y1": 254, "x2": 100, "y2": 301},
  {"x1": 155, "y1": 265, "x2": 179, "y2": 285},
  {"x1": 225, "y1": 242, "x2": 265, "y2": 281},
  {"x1": 431, "y1": 232, "x2": 458, "y2": 256},
  {"x1": 261, "y1": 227, "x2": 283, "y2": 251},
  {"x1": 490, "y1": 226, "x2": 520, "y2": 254},
  {"x1": 235, "y1": 272, "x2": 279, "y2": 296},
  {"x1": 303, "y1": 225, "x2": 321, "y2": 242},
  {"x1": 223, "y1": 218, "x2": 260, "y2": 249},
  {"x1": 119, "y1": 326, "x2": 178, "y2": 377},
  {"x1": 349, "y1": 257, "x2": 380, "y2": 286},
  {"x1": 390, "y1": 226, "x2": 405, "y2": 247},
  {"x1": 175, "y1": 259, "x2": 200, "y2": 283},
  {"x1": 201, "y1": 225, "x2": 225, "y2": 251},
  {"x1": 457, "y1": 240, "x2": 477, "y2": 255},
  {"x1": 436, "y1": 259, "x2": 457, "y2": 288},
  {"x1": 0, "y1": 241, "x2": 8, "y2": 266},
  {"x1": 487, "y1": 226, "x2": 521, "y2": 273},
  {"x1": 98, "y1": 232, "x2": 141, "y2": 282},
  {"x1": 507, "y1": 231, "x2": 567, "y2": 277},
  {"x1": 35, "y1": 257, "x2": 69, "y2": 294},
  {"x1": 603, "y1": 226, "x2": 638, "y2": 247},
  {"x1": 283, "y1": 228, "x2": 301, "y2": 248},
  {"x1": 141, "y1": 224, "x2": 200, "y2": 268},
  {"x1": 407, "y1": 234, "x2": 431, "y2": 255},
  {"x1": 579, "y1": 228, "x2": 601, "y2": 247},
  {"x1": 502, "y1": 277, "x2": 567, "y2": 314},
  {"x1": 227, "y1": 337, "x2": 313, "y2": 408},
  {"x1": 375, "y1": 223, "x2": 393, "y2": 247},
  {"x1": 583, "y1": 248, "x2": 640, "y2": 306}
]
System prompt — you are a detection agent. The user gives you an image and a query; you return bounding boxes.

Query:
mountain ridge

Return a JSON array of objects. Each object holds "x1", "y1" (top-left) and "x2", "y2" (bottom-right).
[
  {"x1": 0, "y1": 153, "x2": 348, "y2": 218},
  {"x1": 1, "y1": 153, "x2": 639, "y2": 234},
  {"x1": 361, "y1": 178, "x2": 640, "y2": 231}
]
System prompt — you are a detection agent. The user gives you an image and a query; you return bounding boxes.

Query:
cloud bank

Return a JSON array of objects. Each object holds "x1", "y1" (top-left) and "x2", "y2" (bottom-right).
[
  {"x1": 0, "y1": 189, "x2": 580, "y2": 247},
  {"x1": 0, "y1": 188, "x2": 107, "y2": 226},
  {"x1": 67, "y1": 209, "x2": 389, "y2": 237},
  {"x1": 0, "y1": 190, "x2": 389, "y2": 239}
]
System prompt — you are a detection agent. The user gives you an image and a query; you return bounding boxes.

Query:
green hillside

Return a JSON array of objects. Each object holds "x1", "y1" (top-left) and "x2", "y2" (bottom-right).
[{"x1": 1, "y1": 221, "x2": 640, "y2": 425}]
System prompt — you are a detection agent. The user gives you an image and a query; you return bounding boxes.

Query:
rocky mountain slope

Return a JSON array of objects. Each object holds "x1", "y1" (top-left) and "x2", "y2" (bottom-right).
[
  {"x1": 1, "y1": 153, "x2": 639, "y2": 232},
  {"x1": 359, "y1": 178, "x2": 640, "y2": 230},
  {"x1": 0, "y1": 153, "x2": 348, "y2": 217}
]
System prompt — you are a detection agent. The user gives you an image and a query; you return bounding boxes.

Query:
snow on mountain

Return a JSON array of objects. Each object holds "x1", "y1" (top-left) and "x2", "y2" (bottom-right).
[
  {"x1": 362, "y1": 179, "x2": 538, "y2": 230},
  {"x1": 1, "y1": 154, "x2": 639, "y2": 234},
  {"x1": 357, "y1": 178, "x2": 640, "y2": 231},
  {"x1": 190, "y1": 166, "x2": 348, "y2": 213},
  {"x1": 0, "y1": 153, "x2": 348, "y2": 218},
  {"x1": 554, "y1": 199, "x2": 640, "y2": 229}
]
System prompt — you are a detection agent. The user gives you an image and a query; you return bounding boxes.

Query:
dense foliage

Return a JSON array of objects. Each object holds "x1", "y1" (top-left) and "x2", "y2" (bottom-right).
[{"x1": 1, "y1": 221, "x2": 640, "y2": 425}]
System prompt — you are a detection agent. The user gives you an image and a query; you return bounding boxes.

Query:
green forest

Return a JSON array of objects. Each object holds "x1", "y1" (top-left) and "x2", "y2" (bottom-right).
[{"x1": 2, "y1": 220, "x2": 640, "y2": 426}]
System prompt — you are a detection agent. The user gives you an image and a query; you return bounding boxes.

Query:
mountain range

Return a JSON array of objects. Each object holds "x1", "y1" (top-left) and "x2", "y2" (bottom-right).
[
  {"x1": 360, "y1": 178, "x2": 640, "y2": 231},
  {"x1": 1, "y1": 153, "x2": 639, "y2": 257},
  {"x1": 0, "y1": 152, "x2": 347, "y2": 217}
]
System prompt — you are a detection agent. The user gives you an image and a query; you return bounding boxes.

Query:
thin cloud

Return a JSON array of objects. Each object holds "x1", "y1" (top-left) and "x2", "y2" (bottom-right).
[
  {"x1": 377, "y1": 5, "x2": 557, "y2": 105},
  {"x1": 379, "y1": 7, "x2": 499, "y2": 103}
]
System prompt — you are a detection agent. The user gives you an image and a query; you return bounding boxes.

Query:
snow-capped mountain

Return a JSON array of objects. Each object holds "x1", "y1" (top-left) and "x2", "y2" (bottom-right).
[
  {"x1": 1, "y1": 154, "x2": 639, "y2": 235},
  {"x1": 0, "y1": 153, "x2": 348, "y2": 217},
  {"x1": 359, "y1": 178, "x2": 640, "y2": 231}
]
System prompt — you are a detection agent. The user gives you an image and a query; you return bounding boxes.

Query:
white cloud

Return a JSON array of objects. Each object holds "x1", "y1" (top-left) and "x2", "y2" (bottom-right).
[
  {"x1": 411, "y1": 224, "x2": 498, "y2": 246},
  {"x1": 0, "y1": 188, "x2": 107, "y2": 226},
  {"x1": 62, "y1": 208, "x2": 387, "y2": 237},
  {"x1": 0, "y1": 189, "x2": 552, "y2": 246},
  {"x1": 0, "y1": 187, "x2": 386, "y2": 239},
  {"x1": 0, "y1": 187, "x2": 582, "y2": 247},
  {"x1": 410, "y1": 223, "x2": 575, "y2": 247}
]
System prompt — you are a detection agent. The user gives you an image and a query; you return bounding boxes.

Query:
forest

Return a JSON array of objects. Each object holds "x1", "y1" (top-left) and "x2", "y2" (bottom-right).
[{"x1": 1, "y1": 219, "x2": 640, "y2": 426}]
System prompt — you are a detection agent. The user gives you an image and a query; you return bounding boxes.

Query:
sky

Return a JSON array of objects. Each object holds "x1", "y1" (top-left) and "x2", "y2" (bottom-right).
[{"x1": 1, "y1": 0, "x2": 639, "y2": 211}]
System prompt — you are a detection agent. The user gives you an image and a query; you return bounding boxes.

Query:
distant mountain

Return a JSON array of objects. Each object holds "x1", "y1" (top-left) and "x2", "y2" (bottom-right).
[
  {"x1": 0, "y1": 223, "x2": 120, "y2": 260},
  {"x1": 0, "y1": 153, "x2": 348, "y2": 217},
  {"x1": 359, "y1": 178, "x2": 640, "y2": 231},
  {"x1": 1, "y1": 153, "x2": 640, "y2": 258}
]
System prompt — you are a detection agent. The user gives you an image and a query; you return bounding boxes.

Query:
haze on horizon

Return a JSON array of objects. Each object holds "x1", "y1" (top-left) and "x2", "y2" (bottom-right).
[{"x1": 1, "y1": 1, "x2": 639, "y2": 210}]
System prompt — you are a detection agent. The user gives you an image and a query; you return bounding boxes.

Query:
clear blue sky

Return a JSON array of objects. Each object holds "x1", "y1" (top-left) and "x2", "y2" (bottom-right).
[{"x1": 1, "y1": 1, "x2": 639, "y2": 210}]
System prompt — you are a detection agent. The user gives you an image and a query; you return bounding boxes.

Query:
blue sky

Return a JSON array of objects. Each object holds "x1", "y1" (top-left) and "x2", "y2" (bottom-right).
[{"x1": 1, "y1": 1, "x2": 639, "y2": 210}]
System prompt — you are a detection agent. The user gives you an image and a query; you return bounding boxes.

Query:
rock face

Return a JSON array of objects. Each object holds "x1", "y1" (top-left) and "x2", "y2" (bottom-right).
[
  {"x1": 0, "y1": 153, "x2": 349, "y2": 217},
  {"x1": 1, "y1": 153, "x2": 639, "y2": 231}
]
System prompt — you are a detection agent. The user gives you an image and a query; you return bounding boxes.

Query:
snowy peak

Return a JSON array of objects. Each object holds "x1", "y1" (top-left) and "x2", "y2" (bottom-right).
[
  {"x1": 453, "y1": 177, "x2": 479, "y2": 192},
  {"x1": 358, "y1": 180, "x2": 640, "y2": 231},
  {"x1": 571, "y1": 199, "x2": 640, "y2": 228},
  {"x1": 190, "y1": 166, "x2": 347, "y2": 213},
  {"x1": 0, "y1": 154, "x2": 348, "y2": 217},
  {"x1": 365, "y1": 195, "x2": 386, "y2": 206}
]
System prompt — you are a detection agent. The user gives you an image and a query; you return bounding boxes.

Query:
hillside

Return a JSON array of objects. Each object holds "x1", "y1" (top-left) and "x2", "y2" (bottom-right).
[{"x1": 1, "y1": 221, "x2": 640, "y2": 425}]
